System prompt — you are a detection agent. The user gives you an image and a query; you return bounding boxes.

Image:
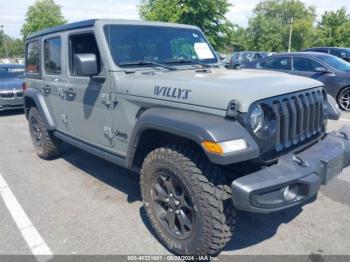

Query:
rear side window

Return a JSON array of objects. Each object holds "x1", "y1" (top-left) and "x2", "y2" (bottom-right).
[
  {"x1": 316, "y1": 49, "x2": 329, "y2": 54},
  {"x1": 259, "y1": 57, "x2": 291, "y2": 70},
  {"x1": 26, "y1": 41, "x2": 40, "y2": 74},
  {"x1": 293, "y1": 57, "x2": 324, "y2": 72},
  {"x1": 44, "y1": 37, "x2": 62, "y2": 74}
]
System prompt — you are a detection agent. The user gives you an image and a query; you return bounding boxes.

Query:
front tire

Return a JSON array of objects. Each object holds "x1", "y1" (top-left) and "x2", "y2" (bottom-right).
[
  {"x1": 28, "y1": 107, "x2": 62, "y2": 159},
  {"x1": 140, "y1": 145, "x2": 235, "y2": 256}
]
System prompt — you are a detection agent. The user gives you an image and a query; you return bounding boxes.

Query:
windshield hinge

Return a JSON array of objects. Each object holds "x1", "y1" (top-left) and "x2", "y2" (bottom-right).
[
  {"x1": 104, "y1": 126, "x2": 113, "y2": 140},
  {"x1": 101, "y1": 93, "x2": 118, "y2": 107},
  {"x1": 226, "y1": 100, "x2": 239, "y2": 120}
]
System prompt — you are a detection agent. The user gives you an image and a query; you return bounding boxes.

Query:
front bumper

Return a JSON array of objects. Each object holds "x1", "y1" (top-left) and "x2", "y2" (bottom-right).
[
  {"x1": 231, "y1": 125, "x2": 350, "y2": 213},
  {"x1": 0, "y1": 91, "x2": 24, "y2": 111}
]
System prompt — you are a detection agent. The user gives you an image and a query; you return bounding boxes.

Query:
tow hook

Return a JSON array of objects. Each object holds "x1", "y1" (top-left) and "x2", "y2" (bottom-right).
[{"x1": 293, "y1": 155, "x2": 309, "y2": 168}]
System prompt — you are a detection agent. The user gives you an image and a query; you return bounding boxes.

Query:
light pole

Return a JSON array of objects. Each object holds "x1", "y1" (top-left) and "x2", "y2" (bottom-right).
[
  {"x1": 0, "y1": 25, "x2": 9, "y2": 58},
  {"x1": 107, "y1": 0, "x2": 112, "y2": 18},
  {"x1": 288, "y1": 17, "x2": 293, "y2": 53}
]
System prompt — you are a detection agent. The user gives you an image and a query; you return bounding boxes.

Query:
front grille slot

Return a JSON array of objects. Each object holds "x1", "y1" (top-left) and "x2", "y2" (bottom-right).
[
  {"x1": 0, "y1": 92, "x2": 15, "y2": 99},
  {"x1": 272, "y1": 88, "x2": 326, "y2": 152}
]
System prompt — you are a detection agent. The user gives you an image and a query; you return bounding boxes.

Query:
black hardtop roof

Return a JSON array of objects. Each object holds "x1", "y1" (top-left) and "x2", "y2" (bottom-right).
[
  {"x1": 26, "y1": 19, "x2": 97, "y2": 40},
  {"x1": 26, "y1": 19, "x2": 200, "y2": 41}
]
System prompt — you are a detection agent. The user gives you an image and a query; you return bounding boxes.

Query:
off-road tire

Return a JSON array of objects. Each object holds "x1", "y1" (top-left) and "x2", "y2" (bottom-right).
[
  {"x1": 140, "y1": 145, "x2": 236, "y2": 256},
  {"x1": 28, "y1": 107, "x2": 62, "y2": 159}
]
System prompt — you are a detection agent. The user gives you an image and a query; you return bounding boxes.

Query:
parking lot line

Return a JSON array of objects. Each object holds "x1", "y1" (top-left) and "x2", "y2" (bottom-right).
[
  {"x1": 339, "y1": 118, "x2": 350, "y2": 122},
  {"x1": 0, "y1": 172, "x2": 53, "y2": 259}
]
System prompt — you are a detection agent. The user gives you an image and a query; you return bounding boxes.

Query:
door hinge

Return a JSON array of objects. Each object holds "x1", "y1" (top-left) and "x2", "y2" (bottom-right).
[
  {"x1": 61, "y1": 114, "x2": 68, "y2": 124},
  {"x1": 58, "y1": 88, "x2": 65, "y2": 98},
  {"x1": 101, "y1": 93, "x2": 118, "y2": 107},
  {"x1": 104, "y1": 126, "x2": 113, "y2": 139},
  {"x1": 101, "y1": 94, "x2": 111, "y2": 106}
]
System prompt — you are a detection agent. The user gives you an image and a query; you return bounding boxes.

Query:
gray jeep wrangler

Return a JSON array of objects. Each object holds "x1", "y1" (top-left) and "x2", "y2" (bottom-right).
[{"x1": 24, "y1": 19, "x2": 350, "y2": 256}]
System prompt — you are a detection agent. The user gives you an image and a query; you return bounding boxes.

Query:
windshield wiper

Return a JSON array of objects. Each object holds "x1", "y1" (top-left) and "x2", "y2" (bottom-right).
[
  {"x1": 119, "y1": 61, "x2": 177, "y2": 71},
  {"x1": 165, "y1": 59, "x2": 218, "y2": 68}
]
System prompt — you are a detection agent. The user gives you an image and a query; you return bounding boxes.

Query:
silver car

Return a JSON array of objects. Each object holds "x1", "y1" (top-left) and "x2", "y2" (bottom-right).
[{"x1": 0, "y1": 64, "x2": 25, "y2": 111}]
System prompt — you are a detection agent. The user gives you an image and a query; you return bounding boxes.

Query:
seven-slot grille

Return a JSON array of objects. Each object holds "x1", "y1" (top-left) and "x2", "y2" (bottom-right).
[
  {"x1": 0, "y1": 91, "x2": 23, "y2": 99},
  {"x1": 271, "y1": 88, "x2": 326, "y2": 152}
]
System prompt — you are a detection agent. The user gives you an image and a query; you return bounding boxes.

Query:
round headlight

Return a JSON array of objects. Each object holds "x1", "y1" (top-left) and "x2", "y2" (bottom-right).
[{"x1": 250, "y1": 105, "x2": 265, "y2": 133}]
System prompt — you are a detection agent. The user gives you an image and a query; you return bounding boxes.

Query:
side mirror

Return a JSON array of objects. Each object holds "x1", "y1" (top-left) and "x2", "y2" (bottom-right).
[
  {"x1": 314, "y1": 67, "x2": 330, "y2": 74},
  {"x1": 74, "y1": 53, "x2": 98, "y2": 76}
]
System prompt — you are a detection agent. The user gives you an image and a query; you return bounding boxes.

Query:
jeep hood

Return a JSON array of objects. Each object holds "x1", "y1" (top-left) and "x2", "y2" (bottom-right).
[{"x1": 118, "y1": 68, "x2": 323, "y2": 113}]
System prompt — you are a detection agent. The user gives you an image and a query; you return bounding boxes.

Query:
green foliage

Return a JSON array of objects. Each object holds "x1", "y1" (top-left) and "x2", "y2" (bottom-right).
[
  {"x1": 21, "y1": 0, "x2": 67, "y2": 39},
  {"x1": 0, "y1": 31, "x2": 24, "y2": 58},
  {"x1": 313, "y1": 7, "x2": 350, "y2": 47},
  {"x1": 139, "y1": 0, "x2": 234, "y2": 51},
  {"x1": 240, "y1": 0, "x2": 316, "y2": 52}
]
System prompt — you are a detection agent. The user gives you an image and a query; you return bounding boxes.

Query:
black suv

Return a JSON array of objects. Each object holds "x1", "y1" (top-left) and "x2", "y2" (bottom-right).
[{"x1": 303, "y1": 47, "x2": 350, "y2": 63}]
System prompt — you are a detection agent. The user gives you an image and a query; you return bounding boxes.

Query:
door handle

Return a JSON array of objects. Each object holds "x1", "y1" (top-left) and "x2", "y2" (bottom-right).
[
  {"x1": 66, "y1": 88, "x2": 77, "y2": 97},
  {"x1": 42, "y1": 86, "x2": 51, "y2": 96}
]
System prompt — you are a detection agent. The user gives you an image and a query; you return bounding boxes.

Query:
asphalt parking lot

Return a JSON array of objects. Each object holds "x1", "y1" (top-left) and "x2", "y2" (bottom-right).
[{"x1": 0, "y1": 110, "x2": 350, "y2": 258}]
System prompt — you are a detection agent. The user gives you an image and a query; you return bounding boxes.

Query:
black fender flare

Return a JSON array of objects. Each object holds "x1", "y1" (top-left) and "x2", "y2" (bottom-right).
[
  {"x1": 327, "y1": 94, "x2": 341, "y2": 120},
  {"x1": 126, "y1": 108, "x2": 259, "y2": 167},
  {"x1": 23, "y1": 88, "x2": 56, "y2": 131}
]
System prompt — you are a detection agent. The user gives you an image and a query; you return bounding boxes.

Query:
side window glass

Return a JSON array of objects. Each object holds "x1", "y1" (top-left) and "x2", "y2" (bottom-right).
[
  {"x1": 330, "y1": 49, "x2": 340, "y2": 56},
  {"x1": 314, "y1": 49, "x2": 328, "y2": 54},
  {"x1": 26, "y1": 41, "x2": 40, "y2": 74},
  {"x1": 44, "y1": 37, "x2": 62, "y2": 75},
  {"x1": 69, "y1": 34, "x2": 101, "y2": 76},
  {"x1": 260, "y1": 57, "x2": 291, "y2": 70},
  {"x1": 293, "y1": 57, "x2": 324, "y2": 72}
]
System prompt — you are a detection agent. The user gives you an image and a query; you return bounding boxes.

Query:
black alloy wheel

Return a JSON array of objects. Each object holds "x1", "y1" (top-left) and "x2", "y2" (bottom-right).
[
  {"x1": 151, "y1": 172, "x2": 195, "y2": 239},
  {"x1": 338, "y1": 87, "x2": 350, "y2": 111}
]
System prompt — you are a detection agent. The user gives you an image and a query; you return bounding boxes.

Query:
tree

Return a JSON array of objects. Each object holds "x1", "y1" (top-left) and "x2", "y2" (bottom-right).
[
  {"x1": 139, "y1": 0, "x2": 234, "y2": 51},
  {"x1": 0, "y1": 30, "x2": 24, "y2": 58},
  {"x1": 21, "y1": 0, "x2": 67, "y2": 39},
  {"x1": 243, "y1": 0, "x2": 316, "y2": 52},
  {"x1": 313, "y1": 7, "x2": 350, "y2": 47},
  {"x1": 231, "y1": 25, "x2": 250, "y2": 51}
]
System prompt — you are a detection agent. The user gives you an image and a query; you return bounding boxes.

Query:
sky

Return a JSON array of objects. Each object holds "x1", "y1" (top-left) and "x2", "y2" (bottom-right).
[{"x1": 1, "y1": 0, "x2": 349, "y2": 38}]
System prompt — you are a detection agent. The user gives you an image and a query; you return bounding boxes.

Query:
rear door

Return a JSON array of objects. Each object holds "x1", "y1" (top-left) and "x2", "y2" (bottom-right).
[
  {"x1": 290, "y1": 57, "x2": 336, "y2": 88},
  {"x1": 41, "y1": 36, "x2": 68, "y2": 132},
  {"x1": 25, "y1": 38, "x2": 67, "y2": 131}
]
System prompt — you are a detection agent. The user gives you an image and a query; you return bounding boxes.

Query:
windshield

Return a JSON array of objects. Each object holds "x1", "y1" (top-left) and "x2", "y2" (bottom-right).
[
  {"x1": 104, "y1": 25, "x2": 218, "y2": 68},
  {"x1": 0, "y1": 66, "x2": 25, "y2": 78},
  {"x1": 317, "y1": 55, "x2": 350, "y2": 71}
]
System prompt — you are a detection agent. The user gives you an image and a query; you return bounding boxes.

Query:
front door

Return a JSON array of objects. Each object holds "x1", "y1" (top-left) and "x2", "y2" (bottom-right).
[
  {"x1": 63, "y1": 32, "x2": 113, "y2": 149},
  {"x1": 291, "y1": 57, "x2": 336, "y2": 89}
]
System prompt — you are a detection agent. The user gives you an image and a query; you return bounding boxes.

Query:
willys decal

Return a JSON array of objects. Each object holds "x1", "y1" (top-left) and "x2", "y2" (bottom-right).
[{"x1": 154, "y1": 85, "x2": 192, "y2": 100}]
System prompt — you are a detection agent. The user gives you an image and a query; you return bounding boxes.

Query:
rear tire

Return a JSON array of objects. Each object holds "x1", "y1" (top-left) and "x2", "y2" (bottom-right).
[
  {"x1": 140, "y1": 145, "x2": 235, "y2": 256},
  {"x1": 28, "y1": 107, "x2": 62, "y2": 159}
]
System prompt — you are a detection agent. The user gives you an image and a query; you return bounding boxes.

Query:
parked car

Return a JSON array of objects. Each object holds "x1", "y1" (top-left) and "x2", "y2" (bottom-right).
[
  {"x1": 0, "y1": 64, "x2": 25, "y2": 112},
  {"x1": 245, "y1": 52, "x2": 350, "y2": 111},
  {"x1": 24, "y1": 19, "x2": 348, "y2": 256},
  {"x1": 230, "y1": 51, "x2": 273, "y2": 68},
  {"x1": 302, "y1": 47, "x2": 350, "y2": 63}
]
